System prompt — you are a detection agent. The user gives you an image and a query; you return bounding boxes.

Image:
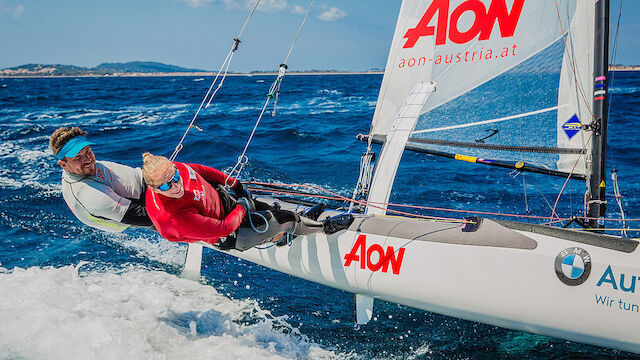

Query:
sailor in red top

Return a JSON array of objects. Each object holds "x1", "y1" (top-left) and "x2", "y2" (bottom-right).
[
  {"x1": 141, "y1": 153, "x2": 353, "y2": 251},
  {"x1": 145, "y1": 160, "x2": 246, "y2": 245}
]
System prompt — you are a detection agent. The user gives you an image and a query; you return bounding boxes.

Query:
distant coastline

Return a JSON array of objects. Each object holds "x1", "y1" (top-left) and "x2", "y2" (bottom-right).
[
  {"x1": 0, "y1": 61, "x2": 636, "y2": 78},
  {"x1": 0, "y1": 71, "x2": 385, "y2": 79},
  {"x1": 0, "y1": 61, "x2": 384, "y2": 78},
  {"x1": 610, "y1": 65, "x2": 640, "y2": 71}
]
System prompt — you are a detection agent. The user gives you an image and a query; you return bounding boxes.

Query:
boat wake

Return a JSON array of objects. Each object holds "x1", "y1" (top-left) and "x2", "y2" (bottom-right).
[
  {"x1": 0, "y1": 265, "x2": 342, "y2": 360},
  {"x1": 99, "y1": 232, "x2": 187, "y2": 268}
]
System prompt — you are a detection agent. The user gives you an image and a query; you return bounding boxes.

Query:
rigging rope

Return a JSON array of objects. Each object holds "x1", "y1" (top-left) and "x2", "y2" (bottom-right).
[
  {"x1": 169, "y1": 0, "x2": 263, "y2": 162},
  {"x1": 548, "y1": 0, "x2": 626, "y2": 225},
  {"x1": 509, "y1": 169, "x2": 531, "y2": 214},
  {"x1": 607, "y1": 0, "x2": 623, "y2": 118},
  {"x1": 611, "y1": 169, "x2": 628, "y2": 236},
  {"x1": 349, "y1": 145, "x2": 375, "y2": 213},
  {"x1": 194, "y1": 126, "x2": 624, "y2": 229},
  {"x1": 546, "y1": 0, "x2": 594, "y2": 223},
  {"x1": 547, "y1": 132, "x2": 593, "y2": 223},
  {"x1": 552, "y1": 0, "x2": 596, "y2": 124},
  {"x1": 529, "y1": 175, "x2": 556, "y2": 215},
  {"x1": 189, "y1": 124, "x2": 296, "y2": 181},
  {"x1": 224, "y1": 0, "x2": 315, "y2": 187},
  {"x1": 349, "y1": 133, "x2": 375, "y2": 213},
  {"x1": 174, "y1": 1, "x2": 631, "y2": 232},
  {"x1": 169, "y1": 110, "x2": 640, "y2": 231},
  {"x1": 603, "y1": 1, "x2": 626, "y2": 237},
  {"x1": 248, "y1": 181, "x2": 467, "y2": 223},
  {"x1": 245, "y1": 180, "x2": 640, "y2": 226},
  {"x1": 547, "y1": 1, "x2": 598, "y2": 220},
  {"x1": 607, "y1": 1, "x2": 627, "y2": 237}
]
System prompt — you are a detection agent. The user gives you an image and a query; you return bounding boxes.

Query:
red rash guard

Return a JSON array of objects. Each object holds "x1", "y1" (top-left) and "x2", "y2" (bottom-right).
[{"x1": 146, "y1": 162, "x2": 246, "y2": 245}]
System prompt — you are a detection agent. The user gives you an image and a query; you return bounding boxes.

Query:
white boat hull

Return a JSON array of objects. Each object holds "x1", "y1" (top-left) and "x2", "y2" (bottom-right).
[{"x1": 200, "y1": 200, "x2": 640, "y2": 353}]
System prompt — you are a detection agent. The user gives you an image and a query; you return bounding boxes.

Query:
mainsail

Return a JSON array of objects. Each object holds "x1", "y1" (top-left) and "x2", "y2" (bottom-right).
[{"x1": 371, "y1": 0, "x2": 594, "y2": 176}]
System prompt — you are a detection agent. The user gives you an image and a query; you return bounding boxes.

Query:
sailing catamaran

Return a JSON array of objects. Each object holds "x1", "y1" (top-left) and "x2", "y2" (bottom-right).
[{"x1": 180, "y1": 0, "x2": 640, "y2": 354}]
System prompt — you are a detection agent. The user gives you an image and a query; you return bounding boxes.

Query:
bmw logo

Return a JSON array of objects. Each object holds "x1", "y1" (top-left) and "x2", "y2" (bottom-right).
[{"x1": 555, "y1": 247, "x2": 591, "y2": 286}]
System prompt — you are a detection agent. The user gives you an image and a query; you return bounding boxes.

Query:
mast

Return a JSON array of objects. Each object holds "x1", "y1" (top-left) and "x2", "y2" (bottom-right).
[{"x1": 587, "y1": 0, "x2": 610, "y2": 230}]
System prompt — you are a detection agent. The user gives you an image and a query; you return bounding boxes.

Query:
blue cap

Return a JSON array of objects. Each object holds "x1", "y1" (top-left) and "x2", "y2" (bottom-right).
[{"x1": 55, "y1": 136, "x2": 94, "y2": 160}]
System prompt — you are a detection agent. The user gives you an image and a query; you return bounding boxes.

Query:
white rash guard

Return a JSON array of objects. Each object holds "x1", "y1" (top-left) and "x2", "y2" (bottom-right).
[{"x1": 61, "y1": 160, "x2": 145, "y2": 232}]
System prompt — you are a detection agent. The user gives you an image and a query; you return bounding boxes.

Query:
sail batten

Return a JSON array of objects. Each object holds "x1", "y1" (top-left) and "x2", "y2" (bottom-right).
[{"x1": 412, "y1": 104, "x2": 568, "y2": 134}]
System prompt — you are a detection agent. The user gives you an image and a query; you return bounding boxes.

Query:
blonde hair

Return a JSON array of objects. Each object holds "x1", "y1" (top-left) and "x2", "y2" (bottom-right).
[
  {"x1": 142, "y1": 152, "x2": 172, "y2": 186},
  {"x1": 50, "y1": 127, "x2": 87, "y2": 156}
]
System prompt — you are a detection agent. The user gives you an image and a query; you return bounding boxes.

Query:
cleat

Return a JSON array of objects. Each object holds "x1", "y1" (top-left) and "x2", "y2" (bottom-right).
[
  {"x1": 322, "y1": 214, "x2": 354, "y2": 235},
  {"x1": 302, "y1": 203, "x2": 325, "y2": 221}
]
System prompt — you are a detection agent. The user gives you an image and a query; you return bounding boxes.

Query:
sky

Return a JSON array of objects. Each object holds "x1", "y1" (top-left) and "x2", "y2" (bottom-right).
[{"x1": 0, "y1": 0, "x2": 638, "y2": 71}]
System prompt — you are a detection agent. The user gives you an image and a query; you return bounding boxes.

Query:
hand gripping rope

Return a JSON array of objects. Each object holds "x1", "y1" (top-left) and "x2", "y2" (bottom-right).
[
  {"x1": 169, "y1": 0, "x2": 263, "y2": 162},
  {"x1": 224, "y1": 0, "x2": 315, "y2": 187}
]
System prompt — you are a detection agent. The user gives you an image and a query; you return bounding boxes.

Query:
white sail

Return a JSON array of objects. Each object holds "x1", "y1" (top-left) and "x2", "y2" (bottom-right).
[
  {"x1": 557, "y1": 2, "x2": 594, "y2": 174},
  {"x1": 371, "y1": 0, "x2": 593, "y2": 175}
]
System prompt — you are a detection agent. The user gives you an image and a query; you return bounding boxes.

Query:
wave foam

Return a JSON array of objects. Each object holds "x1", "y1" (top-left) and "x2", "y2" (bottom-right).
[
  {"x1": 66, "y1": 109, "x2": 112, "y2": 120},
  {"x1": 0, "y1": 265, "x2": 338, "y2": 359},
  {"x1": 610, "y1": 86, "x2": 640, "y2": 95},
  {"x1": 317, "y1": 89, "x2": 342, "y2": 96},
  {"x1": 104, "y1": 232, "x2": 186, "y2": 268}
]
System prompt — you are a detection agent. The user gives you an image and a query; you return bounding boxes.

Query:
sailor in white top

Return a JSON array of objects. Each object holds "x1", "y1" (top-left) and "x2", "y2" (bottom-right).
[{"x1": 51, "y1": 127, "x2": 153, "y2": 232}]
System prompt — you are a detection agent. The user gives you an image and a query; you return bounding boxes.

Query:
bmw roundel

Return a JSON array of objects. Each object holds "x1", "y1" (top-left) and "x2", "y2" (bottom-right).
[{"x1": 555, "y1": 247, "x2": 591, "y2": 286}]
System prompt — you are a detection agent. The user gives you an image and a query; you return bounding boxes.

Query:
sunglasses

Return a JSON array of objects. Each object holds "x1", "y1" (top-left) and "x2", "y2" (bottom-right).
[{"x1": 155, "y1": 169, "x2": 180, "y2": 191}]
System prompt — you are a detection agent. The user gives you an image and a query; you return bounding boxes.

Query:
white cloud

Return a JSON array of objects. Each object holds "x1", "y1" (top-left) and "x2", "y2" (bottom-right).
[
  {"x1": 0, "y1": 1, "x2": 23, "y2": 18},
  {"x1": 318, "y1": 6, "x2": 345, "y2": 21},
  {"x1": 179, "y1": 0, "x2": 238, "y2": 9},
  {"x1": 290, "y1": 4, "x2": 305, "y2": 14},
  {"x1": 247, "y1": 0, "x2": 288, "y2": 13},
  {"x1": 179, "y1": 0, "x2": 293, "y2": 13},
  {"x1": 180, "y1": 0, "x2": 213, "y2": 8}
]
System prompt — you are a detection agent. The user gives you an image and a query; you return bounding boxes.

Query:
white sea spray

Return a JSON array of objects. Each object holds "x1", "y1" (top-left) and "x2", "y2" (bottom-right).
[{"x1": 0, "y1": 265, "x2": 338, "y2": 360}]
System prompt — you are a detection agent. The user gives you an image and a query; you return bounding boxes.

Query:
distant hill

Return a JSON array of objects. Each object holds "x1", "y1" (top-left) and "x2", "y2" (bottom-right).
[
  {"x1": 0, "y1": 61, "x2": 206, "y2": 76},
  {"x1": 94, "y1": 61, "x2": 204, "y2": 73}
]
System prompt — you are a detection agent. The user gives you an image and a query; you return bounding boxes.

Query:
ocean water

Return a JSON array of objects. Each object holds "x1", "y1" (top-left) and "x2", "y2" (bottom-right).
[{"x1": 0, "y1": 72, "x2": 639, "y2": 359}]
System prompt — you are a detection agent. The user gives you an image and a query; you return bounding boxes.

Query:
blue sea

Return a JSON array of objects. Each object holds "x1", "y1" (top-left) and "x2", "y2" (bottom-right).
[{"x1": 0, "y1": 72, "x2": 639, "y2": 359}]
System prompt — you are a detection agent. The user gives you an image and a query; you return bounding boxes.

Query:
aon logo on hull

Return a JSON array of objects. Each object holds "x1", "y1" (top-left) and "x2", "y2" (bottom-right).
[{"x1": 343, "y1": 235, "x2": 406, "y2": 275}]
